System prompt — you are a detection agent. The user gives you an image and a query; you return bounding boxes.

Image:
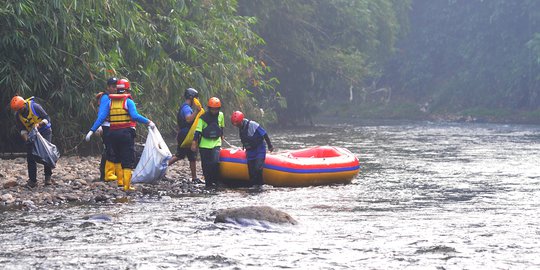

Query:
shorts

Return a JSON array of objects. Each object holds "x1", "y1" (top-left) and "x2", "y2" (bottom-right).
[{"x1": 175, "y1": 146, "x2": 197, "y2": 161}]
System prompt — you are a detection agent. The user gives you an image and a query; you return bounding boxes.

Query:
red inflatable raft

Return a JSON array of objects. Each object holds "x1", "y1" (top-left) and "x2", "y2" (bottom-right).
[{"x1": 219, "y1": 146, "x2": 360, "y2": 187}]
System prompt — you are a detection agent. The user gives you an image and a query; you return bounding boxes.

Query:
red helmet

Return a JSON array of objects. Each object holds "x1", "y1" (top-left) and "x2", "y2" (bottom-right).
[
  {"x1": 116, "y1": 78, "x2": 130, "y2": 91},
  {"x1": 231, "y1": 111, "x2": 244, "y2": 125},
  {"x1": 208, "y1": 97, "x2": 221, "y2": 108},
  {"x1": 10, "y1": 96, "x2": 25, "y2": 111}
]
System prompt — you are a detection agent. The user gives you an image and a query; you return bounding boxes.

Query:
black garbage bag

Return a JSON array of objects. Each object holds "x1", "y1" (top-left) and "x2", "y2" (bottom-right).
[{"x1": 28, "y1": 128, "x2": 60, "y2": 168}]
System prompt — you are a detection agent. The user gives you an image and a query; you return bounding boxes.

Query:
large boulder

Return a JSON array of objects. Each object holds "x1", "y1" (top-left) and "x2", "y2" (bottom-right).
[{"x1": 214, "y1": 206, "x2": 298, "y2": 225}]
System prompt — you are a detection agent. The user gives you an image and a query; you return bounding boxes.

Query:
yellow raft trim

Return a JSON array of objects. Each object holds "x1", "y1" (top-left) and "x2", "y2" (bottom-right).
[{"x1": 219, "y1": 161, "x2": 359, "y2": 187}]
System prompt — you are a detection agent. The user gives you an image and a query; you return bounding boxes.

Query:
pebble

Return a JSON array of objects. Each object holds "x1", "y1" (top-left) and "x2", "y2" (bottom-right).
[{"x1": 3, "y1": 180, "x2": 18, "y2": 189}]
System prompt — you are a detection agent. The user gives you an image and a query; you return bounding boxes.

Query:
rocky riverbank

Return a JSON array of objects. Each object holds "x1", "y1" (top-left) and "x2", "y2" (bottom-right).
[{"x1": 0, "y1": 156, "x2": 206, "y2": 210}]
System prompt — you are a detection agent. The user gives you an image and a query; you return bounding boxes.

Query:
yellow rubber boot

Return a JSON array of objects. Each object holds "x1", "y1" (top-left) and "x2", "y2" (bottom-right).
[
  {"x1": 123, "y1": 169, "x2": 135, "y2": 191},
  {"x1": 115, "y1": 163, "x2": 124, "y2": 187},
  {"x1": 104, "y1": 161, "x2": 118, "y2": 182}
]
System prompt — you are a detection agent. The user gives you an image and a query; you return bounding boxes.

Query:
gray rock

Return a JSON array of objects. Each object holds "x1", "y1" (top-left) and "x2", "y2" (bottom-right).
[
  {"x1": 214, "y1": 206, "x2": 298, "y2": 225},
  {"x1": 94, "y1": 194, "x2": 109, "y2": 202},
  {"x1": 64, "y1": 194, "x2": 80, "y2": 201},
  {"x1": 75, "y1": 179, "x2": 88, "y2": 186},
  {"x1": 1, "y1": 193, "x2": 15, "y2": 204},
  {"x1": 22, "y1": 200, "x2": 36, "y2": 210},
  {"x1": 84, "y1": 213, "x2": 112, "y2": 222}
]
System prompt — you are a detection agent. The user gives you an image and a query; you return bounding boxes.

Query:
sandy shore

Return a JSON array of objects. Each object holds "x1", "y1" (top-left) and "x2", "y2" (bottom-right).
[{"x1": 0, "y1": 156, "x2": 206, "y2": 210}]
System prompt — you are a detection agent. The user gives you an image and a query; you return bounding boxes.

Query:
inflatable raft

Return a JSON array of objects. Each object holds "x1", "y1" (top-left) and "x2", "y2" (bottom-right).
[{"x1": 219, "y1": 146, "x2": 360, "y2": 187}]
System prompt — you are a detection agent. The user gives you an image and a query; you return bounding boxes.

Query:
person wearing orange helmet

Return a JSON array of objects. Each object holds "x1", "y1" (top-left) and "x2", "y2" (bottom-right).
[
  {"x1": 191, "y1": 97, "x2": 225, "y2": 188},
  {"x1": 230, "y1": 111, "x2": 274, "y2": 187},
  {"x1": 10, "y1": 95, "x2": 54, "y2": 188},
  {"x1": 85, "y1": 78, "x2": 155, "y2": 191}
]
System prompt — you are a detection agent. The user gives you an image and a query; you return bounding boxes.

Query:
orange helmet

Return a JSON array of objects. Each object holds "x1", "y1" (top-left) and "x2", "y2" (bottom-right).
[
  {"x1": 10, "y1": 96, "x2": 26, "y2": 111},
  {"x1": 116, "y1": 78, "x2": 130, "y2": 91},
  {"x1": 231, "y1": 111, "x2": 244, "y2": 125},
  {"x1": 208, "y1": 97, "x2": 221, "y2": 108}
]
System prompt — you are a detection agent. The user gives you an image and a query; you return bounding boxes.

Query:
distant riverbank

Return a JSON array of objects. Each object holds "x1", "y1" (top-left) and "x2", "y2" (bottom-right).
[{"x1": 320, "y1": 102, "x2": 540, "y2": 125}]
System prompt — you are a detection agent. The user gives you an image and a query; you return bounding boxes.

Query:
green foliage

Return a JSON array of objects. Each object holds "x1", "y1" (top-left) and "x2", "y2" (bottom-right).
[
  {"x1": 238, "y1": 0, "x2": 410, "y2": 124},
  {"x1": 387, "y1": 0, "x2": 540, "y2": 113},
  {"x1": 0, "y1": 0, "x2": 271, "y2": 153}
]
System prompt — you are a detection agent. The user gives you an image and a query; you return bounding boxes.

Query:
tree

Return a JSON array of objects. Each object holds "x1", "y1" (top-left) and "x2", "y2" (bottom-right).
[
  {"x1": 238, "y1": 0, "x2": 410, "y2": 124},
  {"x1": 386, "y1": 0, "x2": 540, "y2": 114},
  {"x1": 0, "y1": 0, "x2": 269, "y2": 153}
]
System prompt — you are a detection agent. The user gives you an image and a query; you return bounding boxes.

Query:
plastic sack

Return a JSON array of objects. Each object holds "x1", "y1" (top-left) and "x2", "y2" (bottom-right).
[
  {"x1": 28, "y1": 128, "x2": 60, "y2": 168},
  {"x1": 132, "y1": 127, "x2": 172, "y2": 184}
]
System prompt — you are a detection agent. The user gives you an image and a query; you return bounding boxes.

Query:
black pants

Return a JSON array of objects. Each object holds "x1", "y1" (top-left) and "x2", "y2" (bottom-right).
[
  {"x1": 102, "y1": 126, "x2": 116, "y2": 162},
  {"x1": 108, "y1": 128, "x2": 136, "y2": 169},
  {"x1": 248, "y1": 158, "x2": 265, "y2": 186},
  {"x1": 199, "y1": 147, "x2": 221, "y2": 187},
  {"x1": 26, "y1": 131, "x2": 52, "y2": 183}
]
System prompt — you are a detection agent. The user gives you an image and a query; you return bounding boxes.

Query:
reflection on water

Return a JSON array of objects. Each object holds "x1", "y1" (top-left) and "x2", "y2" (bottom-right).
[{"x1": 2, "y1": 119, "x2": 540, "y2": 269}]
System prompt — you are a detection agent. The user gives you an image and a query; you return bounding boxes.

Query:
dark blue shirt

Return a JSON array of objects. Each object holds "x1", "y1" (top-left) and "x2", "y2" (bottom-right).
[{"x1": 242, "y1": 120, "x2": 267, "y2": 160}]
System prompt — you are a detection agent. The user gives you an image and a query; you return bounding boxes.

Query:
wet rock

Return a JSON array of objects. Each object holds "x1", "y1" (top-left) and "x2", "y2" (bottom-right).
[
  {"x1": 80, "y1": 221, "x2": 96, "y2": 228},
  {"x1": 214, "y1": 206, "x2": 298, "y2": 225},
  {"x1": 3, "y1": 180, "x2": 18, "y2": 189},
  {"x1": 415, "y1": 245, "x2": 457, "y2": 254},
  {"x1": 22, "y1": 200, "x2": 36, "y2": 210},
  {"x1": 94, "y1": 194, "x2": 109, "y2": 202},
  {"x1": 83, "y1": 213, "x2": 112, "y2": 221}
]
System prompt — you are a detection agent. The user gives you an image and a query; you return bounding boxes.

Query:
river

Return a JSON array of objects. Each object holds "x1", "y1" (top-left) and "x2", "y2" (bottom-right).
[{"x1": 1, "y1": 119, "x2": 540, "y2": 269}]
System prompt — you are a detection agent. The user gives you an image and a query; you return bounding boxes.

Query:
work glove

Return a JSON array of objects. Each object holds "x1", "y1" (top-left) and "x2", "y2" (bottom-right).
[
  {"x1": 95, "y1": 126, "x2": 103, "y2": 136},
  {"x1": 148, "y1": 121, "x2": 156, "y2": 130},
  {"x1": 38, "y1": 119, "x2": 48, "y2": 128},
  {"x1": 85, "y1": 131, "x2": 94, "y2": 142}
]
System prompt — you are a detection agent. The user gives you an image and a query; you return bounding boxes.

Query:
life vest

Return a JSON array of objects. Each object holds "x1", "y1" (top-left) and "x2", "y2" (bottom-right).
[
  {"x1": 201, "y1": 112, "x2": 222, "y2": 139},
  {"x1": 95, "y1": 92, "x2": 105, "y2": 104},
  {"x1": 18, "y1": 97, "x2": 51, "y2": 132},
  {"x1": 239, "y1": 120, "x2": 263, "y2": 150},
  {"x1": 109, "y1": 93, "x2": 136, "y2": 130},
  {"x1": 177, "y1": 103, "x2": 192, "y2": 130}
]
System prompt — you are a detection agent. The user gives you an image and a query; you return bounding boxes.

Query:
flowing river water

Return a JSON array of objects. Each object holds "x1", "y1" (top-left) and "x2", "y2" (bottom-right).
[{"x1": 1, "y1": 119, "x2": 540, "y2": 269}]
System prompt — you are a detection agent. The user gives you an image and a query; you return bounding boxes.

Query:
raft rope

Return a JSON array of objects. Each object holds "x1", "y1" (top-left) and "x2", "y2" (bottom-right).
[{"x1": 223, "y1": 139, "x2": 240, "y2": 149}]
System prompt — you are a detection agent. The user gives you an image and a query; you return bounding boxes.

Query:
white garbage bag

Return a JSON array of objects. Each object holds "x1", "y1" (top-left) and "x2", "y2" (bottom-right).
[{"x1": 131, "y1": 127, "x2": 172, "y2": 184}]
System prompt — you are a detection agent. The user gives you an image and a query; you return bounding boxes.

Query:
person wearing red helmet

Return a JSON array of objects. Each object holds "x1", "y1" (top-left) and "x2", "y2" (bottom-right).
[
  {"x1": 85, "y1": 78, "x2": 155, "y2": 191},
  {"x1": 168, "y1": 88, "x2": 202, "y2": 183},
  {"x1": 10, "y1": 95, "x2": 54, "y2": 188},
  {"x1": 230, "y1": 111, "x2": 274, "y2": 187},
  {"x1": 191, "y1": 97, "x2": 225, "y2": 188}
]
